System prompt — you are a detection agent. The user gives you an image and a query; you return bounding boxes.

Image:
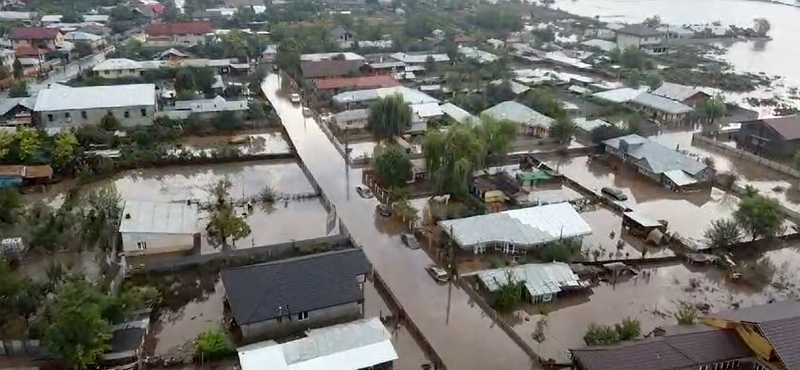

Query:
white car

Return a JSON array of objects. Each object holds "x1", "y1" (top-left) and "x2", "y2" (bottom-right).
[
  {"x1": 290, "y1": 93, "x2": 301, "y2": 104},
  {"x1": 302, "y1": 107, "x2": 312, "y2": 117},
  {"x1": 425, "y1": 264, "x2": 449, "y2": 283}
]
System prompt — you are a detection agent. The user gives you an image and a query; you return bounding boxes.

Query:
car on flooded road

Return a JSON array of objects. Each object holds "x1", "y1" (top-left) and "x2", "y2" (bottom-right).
[
  {"x1": 425, "y1": 264, "x2": 449, "y2": 283},
  {"x1": 376, "y1": 204, "x2": 392, "y2": 217},
  {"x1": 302, "y1": 107, "x2": 312, "y2": 116},
  {"x1": 356, "y1": 185, "x2": 374, "y2": 198},
  {"x1": 601, "y1": 186, "x2": 628, "y2": 201},
  {"x1": 401, "y1": 233, "x2": 421, "y2": 249},
  {"x1": 290, "y1": 93, "x2": 301, "y2": 104}
]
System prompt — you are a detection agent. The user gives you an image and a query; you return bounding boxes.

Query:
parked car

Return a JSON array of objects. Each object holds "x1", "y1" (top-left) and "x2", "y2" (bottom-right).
[
  {"x1": 302, "y1": 107, "x2": 312, "y2": 117},
  {"x1": 356, "y1": 185, "x2": 374, "y2": 199},
  {"x1": 601, "y1": 187, "x2": 628, "y2": 201},
  {"x1": 376, "y1": 204, "x2": 392, "y2": 217},
  {"x1": 400, "y1": 233, "x2": 420, "y2": 249},
  {"x1": 290, "y1": 93, "x2": 301, "y2": 104},
  {"x1": 425, "y1": 264, "x2": 449, "y2": 283}
]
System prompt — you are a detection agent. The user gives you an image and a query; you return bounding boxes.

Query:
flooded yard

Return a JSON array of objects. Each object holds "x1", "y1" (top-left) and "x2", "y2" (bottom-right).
[
  {"x1": 580, "y1": 208, "x2": 675, "y2": 261},
  {"x1": 175, "y1": 131, "x2": 292, "y2": 157},
  {"x1": 347, "y1": 140, "x2": 378, "y2": 161},
  {"x1": 511, "y1": 257, "x2": 795, "y2": 362},
  {"x1": 544, "y1": 155, "x2": 742, "y2": 240}
]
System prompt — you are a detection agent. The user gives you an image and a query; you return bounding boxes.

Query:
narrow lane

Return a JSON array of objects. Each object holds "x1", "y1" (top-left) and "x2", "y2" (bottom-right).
[{"x1": 262, "y1": 74, "x2": 537, "y2": 370}]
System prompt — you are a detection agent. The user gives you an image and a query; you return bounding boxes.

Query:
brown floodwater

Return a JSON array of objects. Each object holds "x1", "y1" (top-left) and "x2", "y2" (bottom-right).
[
  {"x1": 173, "y1": 131, "x2": 292, "y2": 157},
  {"x1": 263, "y1": 74, "x2": 539, "y2": 370}
]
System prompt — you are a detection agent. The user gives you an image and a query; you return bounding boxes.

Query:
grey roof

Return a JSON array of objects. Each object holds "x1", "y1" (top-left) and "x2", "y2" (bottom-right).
[
  {"x1": 221, "y1": 249, "x2": 370, "y2": 325},
  {"x1": 651, "y1": 82, "x2": 706, "y2": 102},
  {"x1": 477, "y1": 262, "x2": 581, "y2": 297},
  {"x1": 0, "y1": 11, "x2": 36, "y2": 20},
  {"x1": 109, "y1": 327, "x2": 146, "y2": 354},
  {"x1": 623, "y1": 211, "x2": 661, "y2": 228},
  {"x1": 632, "y1": 93, "x2": 694, "y2": 115},
  {"x1": 440, "y1": 103, "x2": 476, "y2": 125},
  {"x1": 603, "y1": 134, "x2": 708, "y2": 176},
  {"x1": 389, "y1": 52, "x2": 450, "y2": 64},
  {"x1": 370, "y1": 61, "x2": 406, "y2": 69},
  {"x1": 491, "y1": 79, "x2": 530, "y2": 95},
  {"x1": 580, "y1": 39, "x2": 618, "y2": 52},
  {"x1": 481, "y1": 101, "x2": 554, "y2": 129},
  {"x1": 615, "y1": 25, "x2": 663, "y2": 37},
  {"x1": 572, "y1": 328, "x2": 751, "y2": 370},
  {"x1": 34, "y1": 84, "x2": 156, "y2": 111},
  {"x1": 458, "y1": 46, "x2": 498, "y2": 63},
  {"x1": 439, "y1": 203, "x2": 592, "y2": 250},
  {"x1": 0, "y1": 97, "x2": 35, "y2": 116},
  {"x1": 333, "y1": 108, "x2": 369, "y2": 123},
  {"x1": 119, "y1": 201, "x2": 198, "y2": 235},
  {"x1": 174, "y1": 96, "x2": 248, "y2": 112},
  {"x1": 573, "y1": 117, "x2": 610, "y2": 132},
  {"x1": 708, "y1": 299, "x2": 800, "y2": 323},
  {"x1": 332, "y1": 86, "x2": 439, "y2": 106},
  {"x1": 592, "y1": 87, "x2": 647, "y2": 103}
]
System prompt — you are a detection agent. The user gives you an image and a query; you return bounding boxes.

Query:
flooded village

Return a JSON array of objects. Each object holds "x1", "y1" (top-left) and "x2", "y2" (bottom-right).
[{"x1": 3, "y1": 1, "x2": 800, "y2": 370}]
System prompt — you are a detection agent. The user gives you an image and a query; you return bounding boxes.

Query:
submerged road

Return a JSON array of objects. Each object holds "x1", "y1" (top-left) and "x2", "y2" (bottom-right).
[{"x1": 262, "y1": 74, "x2": 537, "y2": 370}]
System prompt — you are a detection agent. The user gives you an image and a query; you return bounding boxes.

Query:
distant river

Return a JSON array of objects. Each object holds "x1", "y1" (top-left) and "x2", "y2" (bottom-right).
[{"x1": 554, "y1": 0, "x2": 800, "y2": 85}]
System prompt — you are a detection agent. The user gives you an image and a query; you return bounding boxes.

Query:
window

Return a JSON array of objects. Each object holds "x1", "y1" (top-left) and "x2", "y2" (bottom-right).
[
  {"x1": 64, "y1": 112, "x2": 70, "y2": 119},
  {"x1": 47, "y1": 114, "x2": 53, "y2": 122},
  {"x1": 140, "y1": 108, "x2": 147, "y2": 117},
  {"x1": 81, "y1": 111, "x2": 87, "y2": 119},
  {"x1": 124, "y1": 111, "x2": 130, "y2": 118},
  {"x1": 136, "y1": 241, "x2": 148, "y2": 250},
  {"x1": 297, "y1": 311, "x2": 309, "y2": 321}
]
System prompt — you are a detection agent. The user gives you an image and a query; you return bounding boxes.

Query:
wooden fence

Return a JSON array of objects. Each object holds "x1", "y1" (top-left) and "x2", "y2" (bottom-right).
[{"x1": 691, "y1": 134, "x2": 800, "y2": 178}]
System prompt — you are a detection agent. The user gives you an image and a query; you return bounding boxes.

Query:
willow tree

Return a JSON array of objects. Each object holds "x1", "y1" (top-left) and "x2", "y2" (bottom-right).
[
  {"x1": 698, "y1": 95, "x2": 727, "y2": 134},
  {"x1": 473, "y1": 115, "x2": 518, "y2": 162},
  {"x1": 424, "y1": 124, "x2": 487, "y2": 197},
  {"x1": 367, "y1": 94, "x2": 412, "y2": 141}
]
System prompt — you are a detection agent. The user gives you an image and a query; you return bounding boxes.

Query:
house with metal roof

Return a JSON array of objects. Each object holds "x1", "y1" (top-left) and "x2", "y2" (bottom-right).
[
  {"x1": 237, "y1": 317, "x2": 397, "y2": 370},
  {"x1": 571, "y1": 324, "x2": 756, "y2": 370},
  {"x1": 592, "y1": 88, "x2": 694, "y2": 125},
  {"x1": 332, "y1": 108, "x2": 369, "y2": 131},
  {"x1": 389, "y1": 52, "x2": 450, "y2": 65},
  {"x1": 439, "y1": 202, "x2": 592, "y2": 255},
  {"x1": 476, "y1": 262, "x2": 586, "y2": 304},
  {"x1": 614, "y1": 25, "x2": 668, "y2": 55},
  {"x1": 458, "y1": 45, "x2": 499, "y2": 64},
  {"x1": 158, "y1": 96, "x2": 249, "y2": 120},
  {"x1": 440, "y1": 102, "x2": 476, "y2": 125},
  {"x1": 221, "y1": 249, "x2": 371, "y2": 340},
  {"x1": 703, "y1": 300, "x2": 800, "y2": 370},
  {"x1": 481, "y1": 101, "x2": 555, "y2": 137},
  {"x1": 603, "y1": 134, "x2": 714, "y2": 189},
  {"x1": 34, "y1": 84, "x2": 157, "y2": 128},
  {"x1": 119, "y1": 200, "x2": 199, "y2": 256},
  {"x1": 651, "y1": 82, "x2": 710, "y2": 107},
  {"x1": 736, "y1": 115, "x2": 800, "y2": 159}
]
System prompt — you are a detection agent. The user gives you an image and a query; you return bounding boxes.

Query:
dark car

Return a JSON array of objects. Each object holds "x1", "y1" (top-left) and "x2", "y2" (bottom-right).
[
  {"x1": 400, "y1": 233, "x2": 421, "y2": 249},
  {"x1": 376, "y1": 204, "x2": 392, "y2": 217},
  {"x1": 601, "y1": 187, "x2": 628, "y2": 201}
]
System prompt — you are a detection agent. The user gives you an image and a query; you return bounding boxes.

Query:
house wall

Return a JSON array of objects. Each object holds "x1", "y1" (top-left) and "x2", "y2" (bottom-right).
[
  {"x1": 239, "y1": 301, "x2": 363, "y2": 341},
  {"x1": 121, "y1": 232, "x2": 195, "y2": 256},
  {"x1": 40, "y1": 105, "x2": 156, "y2": 128},
  {"x1": 147, "y1": 34, "x2": 206, "y2": 47},
  {"x1": 97, "y1": 68, "x2": 144, "y2": 79},
  {"x1": 12, "y1": 34, "x2": 63, "y2": 49},
  {"x1": 334, "y1": 117, "x2": 368, "y2": 131},
  {"x1": 737, "y1": 121, "x2": 797, "y2": 158},
  {"x1": 616, "y1": 34, "x2": 642, "y2": 48}
]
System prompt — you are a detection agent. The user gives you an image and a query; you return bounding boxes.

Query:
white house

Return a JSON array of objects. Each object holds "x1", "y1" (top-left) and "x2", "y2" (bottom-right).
[
  {"x1": 614, "y1": 25, "x2": 668, "y2": 54},
  {"x1": 92, "y1": 58, "x2": 151, "y2": 79},
  {"x1": 118, "y1": 201, "x2": 199, "y2": 256},
  {"x1": 160, "y1": 96, "x2": 249, "y2": 120},
  {"x1": 34, "y1": 84, "x2": 157, "y2": 128}
]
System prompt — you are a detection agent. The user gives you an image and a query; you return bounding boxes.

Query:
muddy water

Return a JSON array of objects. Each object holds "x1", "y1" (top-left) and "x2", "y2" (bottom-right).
[
  {"x1": 175, "y1": 131, "x2": 292, "y2": 157},
  {"x1": 513, "y1": 259, "x2": 789, "y2": 361},
  {"x1": 545, "y1": 155, "x2": 742, "y2": 240},
  {"x1": 580, "y1": 208, "x2": 675, "y2": 260},
  {"x1": 553, "y1": 0, "x2": 800, "y2": 85},
  {"x1": 262, "y1": 74, "x2": 538, "y2": 370}
]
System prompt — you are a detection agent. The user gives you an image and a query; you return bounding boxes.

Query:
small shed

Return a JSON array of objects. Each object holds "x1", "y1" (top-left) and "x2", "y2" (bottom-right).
[{"x1": 622, "y1": 211, "x2": 666, "y2": 237}]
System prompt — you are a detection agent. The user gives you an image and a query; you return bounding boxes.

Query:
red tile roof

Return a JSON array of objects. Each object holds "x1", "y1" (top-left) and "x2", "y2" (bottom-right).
[
  {"x1": 9, "y1": 27, "x2": 60, "y2": 40},
  {"x1": 315, "y1": 75, "x2": 401, "y2": 91},
  {"x1": 146, "y1": 22, "x2": 212, "y2": 36}
]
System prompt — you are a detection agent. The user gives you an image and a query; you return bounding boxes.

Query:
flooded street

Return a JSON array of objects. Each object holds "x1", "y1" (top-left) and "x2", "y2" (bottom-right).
[
  {"x1": 554, "y1": 0, "x2": 800, "y2": 85},
  {"x1": 262, "y1": 74, "x2": 537, "y2": 370}
]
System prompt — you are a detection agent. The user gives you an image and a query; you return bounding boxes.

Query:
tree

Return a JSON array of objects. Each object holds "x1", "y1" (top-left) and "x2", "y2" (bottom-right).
[
  {"x1": 753, "y1": 18, "x2": 771, "y2": 37},
  {"x1": 642, "y1": 15, "x2": 661, "y2": 28},
  {"x1": 644, "y1": 71, "x2": 663, "y2": 90},
  {"x1": 275, "y1": 39, "x2": 301, "y2": 76},
  {"x1": 373, "y1": 143, "x2": 412, "y2": 189},
  {"x1": 8, "y1": 81, "x2": 29, "y2": 97},
  {"x1": 698, "y1": 95, "x2": 727, "y2": 133},
  {"x1": 367, "y1": 94, "x2": 412, "y2": 141},
  {"x1": 196, "y1": 329, "x2": 233, "y2": 360},
  {"x1": 624, "y1": 68, "x2": 641, "y2": 88},
  {"x1": 531, "y1": 315, "x2": 548, "y2": 353},
  {"x1": 491, "y1": 272, "x2": 524, "y2": 311},
  {"x1": 589, "y1": 124, "x2": 625, "y2": 144},
  {"x1": 703, "y1": 218, "x2": 742, "y2": 249},
  {"x1": 473, "y1": 116, "x2": 518, "y2": 160},
  {"x1": 43, "y1": 279, "x2": 112, "y2": 370},
  {"x1": 16, "y1": 128, "x2": 40, "y2": 161},
  {"x1": 0, "y1": 130, "x2": 13, "y2": 160},
  {"x1": 100, "y1": 112, "x2": 121, "y2": 131},
  {"x1": 424, "y1": 124, "x2": 487, "y2": 197},
  {"x1": 521, "y1": 88, "x2": 566, "y2": 119},
  {"x1": 392, "y1": 198, "x2": 419, "y2": 226},
  {"x1": 619, "y1": 46, "x2": 645, "y2": 69},
  {"x1": 74, "y1": 42, "x2": 94, "y2": 58},
  {"x1": 60, "y1": 11, "x2": 84, "y2": 23},
  {"x1": 583, "y1": 323, "x2": 619, "y2": 346},
  {"x1": 204, "y1": 178, "x2": 252, "y2": 248},
  {"x1": 0, "y1": 65, "x2": 10, "y2": 80},
  {"x1": 733, "y1": 195, "x2": 784, "y2": 241},
  {"x1": 549, "y1": 117, "x2": 576, "y2": 144},
  {"x1": 614, "y1": 317, "x2": 641, "y2": 341},
  {"x1": 53, "y1": 133, "x2": 79, "y2": 170},
  {"x1": 12, "y1": 59, "x2": 23, "y2": 79}
]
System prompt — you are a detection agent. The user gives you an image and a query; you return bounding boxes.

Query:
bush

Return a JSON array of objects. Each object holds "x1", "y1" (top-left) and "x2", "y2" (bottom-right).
[{"x1": 195, "y1": 329, "x2": 234, "y2": 360}]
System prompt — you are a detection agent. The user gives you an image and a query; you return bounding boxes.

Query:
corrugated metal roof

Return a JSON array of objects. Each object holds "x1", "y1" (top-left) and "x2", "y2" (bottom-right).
[
  {"x1": 604, "y1": 134, "x2": 708, "y2": 176},
  {"x1": 592, "y1": 87, "x2": 647, "y2": 103},
  {"x1": 573, "y1": 117, "x2": 610, "y2": 132},
  {"x1": 477, "y1": 262, "x2": 581, "y2": 297},
  {"x1": 651, "y1": 82, "x2": 704, "y2": 102},
  {"x1": 481, "y1": 101, "x2": 554, "y2": 129},
  {"x1": 332, "y1": 86, "x2": 439, "y2": 105},
  {"x1": 34, "y1": 84, "x2": 156, "y2": 111},
  {"x1": 389, "y1": 52, "x2": 449, "y2": 64},
  {"x1": 440, "y1": 103, "x2": 476, "y2": 125},
  {"x1": 237, "y1": 317, "x2": 398, "y2": 370},
  {"x1": 632, "y1": 93, "x2": 694, "y2": 115},
  {"x1": 299, "y1": 52, "x2": 364, "y2": 61},
  {"x1": 623, "y1": 211, "x2": 661, "y2": 228},
  {"x1": 119, "y1": 201, "x2": 198, "y2": 235},
  {"x1": 439, "y1": 203, "x2": 592, "y2": 249},
  {"x1": 663, "y1": 169, "x2": 697, "y2": 186},
  {"x1": 411, "y1": 102, "x2": 442, "y2": 118}
]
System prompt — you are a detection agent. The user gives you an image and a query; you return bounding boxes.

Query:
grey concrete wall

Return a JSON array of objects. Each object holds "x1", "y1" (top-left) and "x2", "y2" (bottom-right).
[
  {"x1": 42, "y1": 105, "x2": 156, "y2": 128},
  {"x1": 240, "y1": 301, "x2": 362, "y2": 341}
]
